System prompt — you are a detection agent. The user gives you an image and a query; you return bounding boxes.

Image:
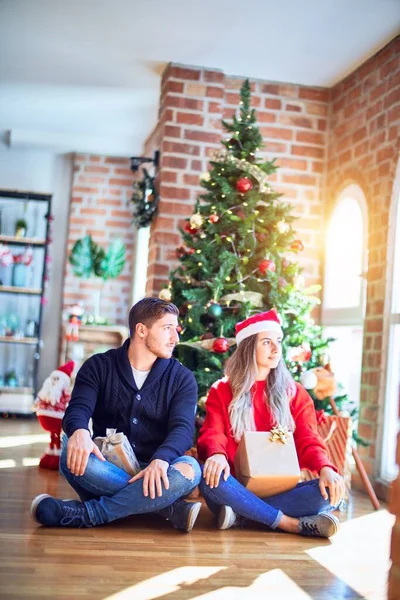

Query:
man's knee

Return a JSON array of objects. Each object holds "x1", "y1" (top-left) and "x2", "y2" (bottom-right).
[{"x1": 171, "y1": 456, "x2": 201, "y2": 485}]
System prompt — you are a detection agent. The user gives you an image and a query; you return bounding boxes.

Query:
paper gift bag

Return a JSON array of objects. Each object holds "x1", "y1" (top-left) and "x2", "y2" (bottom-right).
[
  {"x1": 234, "y1": 428, "x2": 301, "y2": 498},
  {"x1": 94, "y1": 428, "x2": 141, "y2": 477},
  {"x1": 301, "y1": 415, "x2": 352, "y2": 492}
]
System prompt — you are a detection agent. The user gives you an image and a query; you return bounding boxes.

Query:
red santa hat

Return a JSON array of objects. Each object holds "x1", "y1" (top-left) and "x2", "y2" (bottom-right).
[
  {"x1": 56, "y1": 360, "x2": 74, "y2": 383},
  {"x1": 235, "y1": 309, "x2": 283, "y2": 345}
]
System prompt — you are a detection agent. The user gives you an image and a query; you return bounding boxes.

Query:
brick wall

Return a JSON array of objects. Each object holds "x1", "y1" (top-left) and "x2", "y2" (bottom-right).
[
  {"x1": 327, "y1": 35, "x2": 400, "y2": 481},
  {"x1": 146, "y1": 64, "x2": 330, "y2": 297},
  {"x1": 62, "y1": 153, "x2": 134, "y2": 324}
]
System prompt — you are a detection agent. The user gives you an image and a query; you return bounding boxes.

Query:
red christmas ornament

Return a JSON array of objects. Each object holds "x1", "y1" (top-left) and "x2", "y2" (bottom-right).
[
  {"x1": 290, "y1": 239, "x2": 304, "y2": 253},
  {"x1": 236, "y1": 177, "x2": 253, "y2": 194},
  {"x1": 209, "y1": 213, "x2": 219, "y2": 223},
  {"x1": 184, "y1": 222, "x2": 199, "y2": 235},
  {"x1": 212, "y1": 337, "x2": 230, "y2": 353},
  {"x1": 258, "y1": 259, "x2": 276, "y2": 275}
]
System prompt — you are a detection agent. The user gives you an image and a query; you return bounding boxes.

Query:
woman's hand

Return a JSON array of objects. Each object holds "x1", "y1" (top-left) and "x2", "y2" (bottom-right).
[
  {"x1": 203, "y1": 453, "x2": 230, "y2": 488},
  {"x1": 319, "y1": 466, "x2": 345, "y2": 507}
]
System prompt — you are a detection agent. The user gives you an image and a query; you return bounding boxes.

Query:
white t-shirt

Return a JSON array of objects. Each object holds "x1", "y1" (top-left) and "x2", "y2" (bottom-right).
[{"x1": 132, "y1": 366, "x2": 150, "y2": 390}]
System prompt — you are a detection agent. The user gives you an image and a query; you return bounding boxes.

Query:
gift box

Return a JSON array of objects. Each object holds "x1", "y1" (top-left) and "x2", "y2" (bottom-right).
[
  {"x1": 234, "y1": 428, "x2": 301, "y2": 498},
  {"x1": 301, "y1": 414, "x2": 353, "y2": 492},
  {"x1": 94, "y1": 428, "x2": 141, "y2": 477}
]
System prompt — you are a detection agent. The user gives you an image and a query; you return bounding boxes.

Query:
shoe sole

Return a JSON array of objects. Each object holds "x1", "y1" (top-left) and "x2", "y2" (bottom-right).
[
  {"x1": 30, "y1": 493, "x2": 52, "y2": 524},
  {"x1": 185, "y1": 502, "x2": 202, "y2": 532},
  {"x1": 217, "y1": 505, "x2": 235, "y2": 530}
]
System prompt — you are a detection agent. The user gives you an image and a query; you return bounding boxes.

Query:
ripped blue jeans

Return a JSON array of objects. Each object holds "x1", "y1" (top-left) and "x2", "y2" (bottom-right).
[{"x1": 59, "y1": 434, "x2": 201, "y2": 526}]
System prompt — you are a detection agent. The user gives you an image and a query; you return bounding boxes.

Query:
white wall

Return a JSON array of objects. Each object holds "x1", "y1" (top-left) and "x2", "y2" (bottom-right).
[{"x1": 0, "y1": 145, "x2": 72, "y2": 385}]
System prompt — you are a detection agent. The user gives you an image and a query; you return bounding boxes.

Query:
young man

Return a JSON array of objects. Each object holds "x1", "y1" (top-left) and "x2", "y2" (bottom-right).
[{"x1": 30, "y1": 297, "x2": 202, "y2": 532}]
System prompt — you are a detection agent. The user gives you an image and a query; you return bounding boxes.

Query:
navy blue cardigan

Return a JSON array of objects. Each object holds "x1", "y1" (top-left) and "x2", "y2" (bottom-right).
[{"x1": 62, "y1": 339, "x2": 198, "y2": 464}]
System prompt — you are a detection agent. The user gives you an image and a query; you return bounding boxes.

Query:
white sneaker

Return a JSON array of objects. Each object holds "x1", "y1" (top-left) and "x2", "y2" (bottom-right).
[{"x1": 217, "y1": 505, "x2": 238, "y2": 530}]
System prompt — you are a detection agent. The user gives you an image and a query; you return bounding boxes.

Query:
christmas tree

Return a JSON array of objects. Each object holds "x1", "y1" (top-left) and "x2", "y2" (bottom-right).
[{"x1": 163, "y1": 80, "x2": 363, "y2": 442}]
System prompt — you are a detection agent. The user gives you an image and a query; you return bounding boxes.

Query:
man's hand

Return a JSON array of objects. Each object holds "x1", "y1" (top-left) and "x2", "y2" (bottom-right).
[
  {"x1": 203, "y1": 453, "x2": 230, "y2": 488},
  {"x1": 319, "y1": 466, "x2": 345, "y2": 507},
  {"x1": 129, "y1": 459, "x2": 169, "y2": 499},
  {"x1": 67, "y1": 428, "x2": 105, "y2": 476}
]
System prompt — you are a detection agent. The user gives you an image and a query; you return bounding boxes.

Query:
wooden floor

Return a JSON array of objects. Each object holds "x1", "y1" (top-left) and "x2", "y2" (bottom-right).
[{"x1": 0, "y1": 419, "x2": 392, "y2": 600}]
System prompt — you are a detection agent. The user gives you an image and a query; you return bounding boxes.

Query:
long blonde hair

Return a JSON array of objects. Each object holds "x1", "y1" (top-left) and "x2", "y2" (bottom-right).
[{"x1": 225, "y1": 334, "x2": 296, "y2": 442}]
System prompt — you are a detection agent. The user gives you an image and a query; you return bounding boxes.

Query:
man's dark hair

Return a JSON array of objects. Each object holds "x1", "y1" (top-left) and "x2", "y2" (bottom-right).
[{"x1": 128, "y1": 297, "x2": 179, "y2": 337}]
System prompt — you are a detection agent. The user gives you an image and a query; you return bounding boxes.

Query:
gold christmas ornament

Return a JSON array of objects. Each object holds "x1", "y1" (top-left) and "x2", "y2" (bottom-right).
[
  {"x1": 159, "y1": 288, "x2": 172, "y2": 302},
  {"x1": 190, "y1": 213, "x2": 204, "y2": 229},
  {"x1": 220, "y1": 291, "x2": 263, "y2": 307},
  {"x1": 200, "y1": 172, "x2": 211, "y2": 182}
]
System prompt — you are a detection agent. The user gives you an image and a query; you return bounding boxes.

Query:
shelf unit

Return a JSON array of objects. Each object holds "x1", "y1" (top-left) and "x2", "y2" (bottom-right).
[{"x1": 0, "y1": 189, "x2": 52, "y2": 414}]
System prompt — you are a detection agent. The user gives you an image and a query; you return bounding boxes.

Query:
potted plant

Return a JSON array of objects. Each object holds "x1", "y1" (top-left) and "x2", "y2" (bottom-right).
[
  {"x1": 12, "y1": 247, "x2": 33, "y2": 288},
  {"x1": 15, "y1": 218, "x2": 27, "y2": 238},
  {"x1": 69, "y1": 235, "x2": 126, "y2": 323}
]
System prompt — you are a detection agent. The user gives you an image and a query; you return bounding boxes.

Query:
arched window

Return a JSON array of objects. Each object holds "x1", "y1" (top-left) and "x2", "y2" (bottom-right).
[
  {"x1": 322, "y1": 184, "x2": 368, "y2": 406},
  {"x1": 381, "y1": 159, "x2": 400, "y2": 482}
]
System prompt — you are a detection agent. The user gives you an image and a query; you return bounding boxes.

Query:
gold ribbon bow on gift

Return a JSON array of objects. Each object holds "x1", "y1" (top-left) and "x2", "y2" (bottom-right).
[
  {"x1": 98, "y1": 428, "x2": 125, "y2": 452},
  {"x1": 269, "y1": 425, "x2": 290, "y2": 444}
]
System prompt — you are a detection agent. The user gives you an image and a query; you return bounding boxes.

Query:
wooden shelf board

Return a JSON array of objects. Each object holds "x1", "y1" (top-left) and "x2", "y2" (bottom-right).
[
  {"x1": 0, "y1": 336, "x2": 38, "y2": 345},
  {"x1": 0, "y1": 235, "x2": 46, "y2": 246},
  {"x1": 0, "y1": 286, "x2": 42, "y2": 295}
]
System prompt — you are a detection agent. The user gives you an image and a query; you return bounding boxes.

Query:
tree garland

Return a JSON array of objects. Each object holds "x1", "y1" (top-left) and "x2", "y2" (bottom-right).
[{"x1": 131, "y1": 168, "x2": 159, "y2": 228}]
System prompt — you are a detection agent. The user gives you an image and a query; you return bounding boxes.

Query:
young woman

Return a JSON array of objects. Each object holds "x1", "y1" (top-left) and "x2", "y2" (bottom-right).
[{"x1": 197, "y1": 310, "x2": 346, "y2": 538}]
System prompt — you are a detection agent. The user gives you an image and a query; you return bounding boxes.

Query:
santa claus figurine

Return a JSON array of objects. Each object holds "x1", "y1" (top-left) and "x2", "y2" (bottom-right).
[{"x1": 33, "y1": 360, "x2": 75, "y2": 470}]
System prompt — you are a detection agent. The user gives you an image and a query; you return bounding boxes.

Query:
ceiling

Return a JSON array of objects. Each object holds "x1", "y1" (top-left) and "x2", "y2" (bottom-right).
[{"x1": 0, "y1": 0, "x2": 399, "y2": 156}]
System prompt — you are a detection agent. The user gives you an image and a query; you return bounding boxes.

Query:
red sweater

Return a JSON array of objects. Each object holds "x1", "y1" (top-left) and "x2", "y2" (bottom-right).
[{"x1": 197, "y1": 378, "x2": 337, "y2": 475}]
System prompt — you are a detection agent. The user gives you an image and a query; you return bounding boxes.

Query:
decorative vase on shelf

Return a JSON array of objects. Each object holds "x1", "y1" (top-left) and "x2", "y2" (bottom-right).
[{"x1": 5, "y1": 370, "x2": 18, "y2": 388}]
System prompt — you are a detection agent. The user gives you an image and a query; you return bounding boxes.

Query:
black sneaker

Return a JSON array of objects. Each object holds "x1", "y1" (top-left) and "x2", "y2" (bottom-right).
[
  {"x1": 158, "y1": 499, "x2": 201, "y2": 532},
  {"x1": 30, "y1": 494, "x2": 92, "y2": 528},
  {"x1": 299, "y1": 513, "x2": 340, "y2": 538}
]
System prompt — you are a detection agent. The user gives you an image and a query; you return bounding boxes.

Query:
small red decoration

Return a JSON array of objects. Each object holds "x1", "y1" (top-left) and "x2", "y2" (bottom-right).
[
  {"x1": 290, "y1": 240, "x2": 304, "y2": 253},
  {"x1": 209, "y1": 213, "x2": 219, "y2": 223},
  {"x1": 212, "y1": 337, "x2": 230, "y2": 353},
  {"x1": 236, "y1": 177, "x2": 253, "y2": 194},
  {"x1": 258, "y1": 259, "x2": 276, "y2": 275},
  {"x1": 184, "y1": 222, "x2": 199, "y2": 235}
]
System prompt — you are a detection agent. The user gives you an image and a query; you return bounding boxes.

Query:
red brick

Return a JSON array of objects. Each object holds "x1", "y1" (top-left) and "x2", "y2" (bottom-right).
[
  {"x1": 299, "y1": 88, "x2": 329, "y2": 102},
  {"x1": 280, "y1": 114, "x2": 314, "y2": 129},
  {"x1": 261, "y1": 84, "x2": 298, "y2": 97},
  {"x1": 162, "y1": 141, "x2": 200, "y2": 156},
  {"x1": 184, "y1": 130, "x2": 220, "y2": 144},
  {"x1": 257, "y1": 112, "x2": 276, "y2": 123},
  {"x1": 263, "y1": 142, "x2": 288, "y2": 154},
  {"x1": 162, "y1": 171, "x2": 178, "y2": 183},
  {"x1": 275, "y1": 158, "x2": 308, "y2": 171},
  {"x1": 160, "y1": 185, "x2": 191, "y2": 200},
  {"x1": 251, "y1": 96, "x2": 261, "y2": 107},
  {"x1": 111, "y1": 210, "x2": 131, "y2": 219},
  {"x1": 296, "y1": 131, "x2": 325, "y2": 145},
  {"x1": 306, "y1": 102, "x2": 329, "y2": 117},
  {"x1": 105, "y1": 219, "x2": 131, "y2": 228},
  {"x1": 204, "y1": 70, "x2": 224, "y2": 83},
  {"x1": 153, "y1": 217, "x2": 175, "y2": 231},
  {"x1": 281, "y1": 174, "x2": 317, "y2": 186},
  {"x1": 378, "y1": 147, "x2": 396, "y2": 162},
  {"x1": 206, "y1": 86, "x2": 224, "y2": 99},
  {"x1": 388, "y1": 105, "x2": 400, "y2": 124},
  {"x1": 291, "y1": 145, "x2": 325, "y2": 159},
  {"x1": 114, "y1": 168, "x2": 134, "y2": 177},
  {"x1": 286, "y1": 104, "x2": 302, "y2": 112},
  {"x1": 209, "y1": 101, "x2": 222, "y2": 113},
  {"x1": 80, "y1": 207, "x2": 107, "y2": 215},
  {"x1": 105, "y1": 157, "x2": 129, "y2": 165},
  {"x1": 312, "y1": 161, "x2": 324, "y2": 174},
  {"x1": 84, "y1": 166, "x2": 110, "y2": 174},
  {"x1": 72, "y1": 186, "x2": 100, "y2": 194},
  {"x1": 183, "y1": 174, "x2": 200, "y2": 186},
  {"x1": 176, "y1": 112, "x2": 204, "y2": 126},
  {"x1": 162, "y1": 81, "x2": 184, "y2": 95},
  {"x1": 109, "y1": 178, "x2": 132, "y2": 186},
  {"x1": 97, "y1": 198, "x2": 121, "y2": 206},
  {"x1": 160, "y1": 202, "x2": 194, "y2": 216},
  {"x1": 264, "y1": 98, "x2": 282, "y2": 110},
  {"x1": 153, "y1": 231, "x2": 181, "y2": 245},
  {"x1": 166, "y1": 95, "x2": 204, "y2": 111},
  {"x1": 168, "y1": 66, "x2": 201, "y2": 81},
  {"x1": 225, "y1": 92, "x2": 240, "y2": 105},
  {"x1": 260, "y1": 126, "x2": 293, "y2": 140},
  {"x1": 384, "y1": 88, "x2": 400, "y2": 109},
  {"x1": 164, "y1": 125, "x2": 182, "y2": 138},
  {"x1": 162, "y1": 156, "x2": 187, "y2": 169},
  {"x1": 318, "y1": 119, "x2": 327, "y2": 131},
  {"x1": 191, "y1": 159, "x2": 203, "y2": 171},
  {"x1": 89, "y1": 156, "x2": 101, "y2": 163}
]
